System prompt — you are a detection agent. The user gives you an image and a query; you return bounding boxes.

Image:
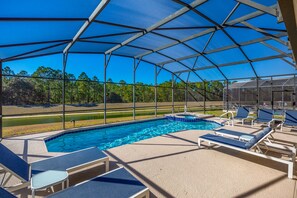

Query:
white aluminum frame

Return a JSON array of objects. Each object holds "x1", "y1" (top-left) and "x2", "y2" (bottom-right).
[{"x1": 198, "y1": 129, "x2": 295, "y2": 179}]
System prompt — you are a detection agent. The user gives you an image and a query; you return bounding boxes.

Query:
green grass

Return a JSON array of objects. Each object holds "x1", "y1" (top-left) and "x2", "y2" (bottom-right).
[
  {"x1": 2, "y1": 108, "x2": 224, "y2": 137},
  {"x1": 3, "y1": 108, "x2": 191, "y2": 127}
]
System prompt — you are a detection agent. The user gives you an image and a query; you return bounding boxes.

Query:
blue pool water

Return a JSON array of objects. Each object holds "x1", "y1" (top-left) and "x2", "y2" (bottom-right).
[{"x1": 45, "y1": 119, "x2": 221, "y2": 152}]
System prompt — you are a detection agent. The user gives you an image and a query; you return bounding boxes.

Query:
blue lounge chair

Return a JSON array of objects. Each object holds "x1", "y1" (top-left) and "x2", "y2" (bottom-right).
[
  {"x1": 48, "y1": 167, "x2": 149, "y2": 198},
  {"x1": 198, "y1": 127, "x2": 295, "y2": 179},
  {"x1": 234, "y1": 107, "x2": 250, "y2": 120},
  {"x1": 219, "y1": 107, "x2": 250, "y2": 126},
  {"x1": 0, "y1": 187, "x2": 16, "y2": 198},
  {"x1": 0, "y1": 144, "x2": 109, "y2": 192},
  {"x1": 214, "y1": 128, "x2": 296, "y2": 155},
  {"x1": 281, "y1": 110, "x2": 297, "y2": 131},
  {"x1": 252, "y1": 109, "x2": 274, "y2": 126}
]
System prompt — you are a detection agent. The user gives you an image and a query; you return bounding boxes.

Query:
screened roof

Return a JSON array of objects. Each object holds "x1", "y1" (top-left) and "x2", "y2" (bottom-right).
[
  {"x1": 229, "y1": 77, "x2": 297, "y2": 89},
  {"x1": 0, "y1": 0, "x2": 296, "y2": 82}
]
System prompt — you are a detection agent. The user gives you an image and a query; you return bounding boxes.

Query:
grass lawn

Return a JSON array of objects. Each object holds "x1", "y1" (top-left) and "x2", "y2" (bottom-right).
[{"x1": 2, "y1": 108, "x2": 224, "y2": 137}]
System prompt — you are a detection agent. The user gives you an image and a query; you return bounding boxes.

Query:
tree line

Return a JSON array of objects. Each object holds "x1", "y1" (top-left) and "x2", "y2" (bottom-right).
[{"x1": 2, "y1": 66, "x2": 223, "y2": 106}]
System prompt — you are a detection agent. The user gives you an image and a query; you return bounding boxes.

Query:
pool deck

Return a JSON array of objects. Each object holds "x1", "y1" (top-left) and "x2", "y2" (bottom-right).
[{"x1": 1, "y1": 117, "x2": 297, "y2": 197}]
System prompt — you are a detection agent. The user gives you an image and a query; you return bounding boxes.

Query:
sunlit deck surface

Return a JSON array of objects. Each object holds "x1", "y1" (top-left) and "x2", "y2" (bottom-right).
[{"x1": 2, "y1": 118, "x2": 297, "y2": 198}]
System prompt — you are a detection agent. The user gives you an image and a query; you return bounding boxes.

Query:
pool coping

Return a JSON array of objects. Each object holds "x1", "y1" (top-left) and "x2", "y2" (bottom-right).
[{"x1": 44, "y1": 117, "x2": 165, "y2": 142}]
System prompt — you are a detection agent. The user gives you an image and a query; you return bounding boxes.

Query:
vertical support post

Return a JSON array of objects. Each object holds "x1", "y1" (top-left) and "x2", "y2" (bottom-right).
[
  {"x1": 62, "y1": 54, "x2": 67, "y2": 130},
  {"x1": 104, "y1": 55, "x2": 107, "y2": 124},
  {"x1": 271, "y1": 77, "x2": 273, "y2": 110},
  {"x1": 0, "y1": 60, "x2": 2, "y2": 139},
  {"x1": 239, "y1": 88, "x2": 241, "y2": 106},
  {"x1": 226, "y1": 80, "x2": 229, "y2": 111},
  {"x1": 155, "y1": 65, "x2": 157, "y2": 117},
  {"x1": 256, "y1": 77, "x2": 259, "y2": 111},
  {"x1": 282, "y1": 82, "x2": 285, "y2": 110},
  {"x1": 203, "y1": 81, "x2": 206, "y2": 114},
  {"x1": 292, "y1": 75, "x2": 296, "y2": 110},
  {"x1": 185, "y1": 84, "x2": 188, "y2": 110},
  {"x1": 133, "y1": 59, "x2": 136, "y2": 120},
  {"x1": 172, "y1": 74, "x2": 174, "y2": 114}
]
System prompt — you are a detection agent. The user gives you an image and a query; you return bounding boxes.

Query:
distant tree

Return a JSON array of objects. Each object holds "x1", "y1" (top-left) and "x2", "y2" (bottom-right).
[
  {"x1": 107, "y1": 92, "x2": 123, "y2": 103},
  {"x1": 90, "y1": 76, "x2": 103, "y2": 103},
  {"x1": 17, "y1": 70, "x2": 29, "y2": 76},
  {"x1": 2, "y1": 78, "x2": 38, "y2": 105},
  {"x1": 2, "y1": 66, "x2": 15, "y2": 84},
  {"x1": 76, "y1": 72, "x2": 91, "y2": 104}
]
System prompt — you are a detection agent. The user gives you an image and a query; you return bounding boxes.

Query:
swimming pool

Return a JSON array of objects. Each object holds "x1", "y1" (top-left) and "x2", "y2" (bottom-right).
[{"x1": 45, "y1": 118, "x2": 221, "y2": 152}]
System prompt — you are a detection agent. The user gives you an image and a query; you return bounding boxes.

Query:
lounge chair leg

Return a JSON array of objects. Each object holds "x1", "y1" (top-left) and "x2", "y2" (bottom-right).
[
  {"x1": 32, "y1": 190, "x2": 35, "y2": 198},
  {"x1": 144, "y1": 189, "x2": 150, "y2": 198},
  {"x1": 198, "y1": 138, "x2": 201, "y2": 149},
  {"x1": 288, "y1": 162, "x2": 294, "y2": 179},
  {"x1": 105, "y1": 160, "x2": 110, "y2": 172}
]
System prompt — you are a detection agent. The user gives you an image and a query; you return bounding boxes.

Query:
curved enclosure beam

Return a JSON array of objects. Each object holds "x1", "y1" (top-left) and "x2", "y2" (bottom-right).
[
  {"x1": 103, "y1": 0, "x2": 208, "y2": 55},
  {"x1": 0, "y1": 0, "x2": 295, "y2": 81}
]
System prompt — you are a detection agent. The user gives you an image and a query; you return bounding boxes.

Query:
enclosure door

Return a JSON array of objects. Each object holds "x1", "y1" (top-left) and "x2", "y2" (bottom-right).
[{"x1": 272, "y1": 90, "x2": 295, "y2": 112}]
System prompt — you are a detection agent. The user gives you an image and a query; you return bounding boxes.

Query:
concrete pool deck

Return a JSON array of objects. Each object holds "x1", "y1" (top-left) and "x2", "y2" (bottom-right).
[{"x1": 1, "y1": 118, "x2": 297, "y2": 197}]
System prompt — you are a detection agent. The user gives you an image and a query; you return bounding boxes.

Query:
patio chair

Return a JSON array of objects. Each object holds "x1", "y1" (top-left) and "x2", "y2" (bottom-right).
[
  {"x1": 252, "y1": 109, "x2": 274, "y2": 126},
  {"x1": 281, "y1": 110, "x2": 297, "y2": 131},
  {"x1": 220, "y1": 107, "x2": 250, "y2": 126},
  {"x1": 198, "y1": 127, "x2": 295, "y2": 179},
  {"x1": 0, "y1": 144, "x2": 109, "y2": 192},
  {"x1": 0, "y1": 187, "x2": 16, "y2": 198},
  {"x1": 47, "y1": 167, "x2": 149, "y2": 198},
  {"x1": 214, "y1": 128, "x2": 296, "y2": 155}
]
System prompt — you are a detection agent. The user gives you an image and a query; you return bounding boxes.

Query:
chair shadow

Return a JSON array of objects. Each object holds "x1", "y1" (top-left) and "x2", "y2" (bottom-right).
[
  {"x1": 200, "y1": 144, "x2": 296, "y2": 177},
  {"x1": 234, "y1": 175, "x2": 287, "y2": 198},
  {"x1": 105, "y1": 150, "x2": 173, "y2": 198}
]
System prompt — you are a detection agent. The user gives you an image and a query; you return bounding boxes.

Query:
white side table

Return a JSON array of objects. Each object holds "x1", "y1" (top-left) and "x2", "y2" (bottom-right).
[{"x1": 31, "y1": 170, "x2": 69, "y2": 198}]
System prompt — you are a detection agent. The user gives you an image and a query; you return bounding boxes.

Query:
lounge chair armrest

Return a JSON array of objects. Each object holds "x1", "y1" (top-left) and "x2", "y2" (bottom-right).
[
  {"x1": 268, "y1": 119, "x2": 283, "y2": 127},
  {"x1": 270, "y1": 118, "x2": 284, "y2": 122},
  {"x1": 220, "y1": 112, "x2": 234, "y2": 119},
  {"x1": 242, "y1": 116, "x2": 254, "y2": 121}
]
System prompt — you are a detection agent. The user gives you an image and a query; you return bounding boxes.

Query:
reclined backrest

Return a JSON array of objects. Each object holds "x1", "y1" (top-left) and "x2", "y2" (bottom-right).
[
  {"x1": 0, "y1": 144, "x2": 30, "y2": 182},
  {"x1": 0, "y1": 187, "x2": 16, "y2": 198},
  {"x1": 236, "y1": 107, "x2": 249, "y2": 118},
  {"x1": 244, "y1": 127, "x2": 272, "y2": 149},
  {"x1": 285, "y1": 110, "x2": 297, "y2": 124},
  {"x1": 258, "y1": 109, "x2": 273, "y2": 120}
]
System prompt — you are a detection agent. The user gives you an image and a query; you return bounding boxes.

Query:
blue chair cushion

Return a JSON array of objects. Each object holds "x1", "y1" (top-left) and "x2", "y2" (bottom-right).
[
  {"x1": 255, "y1": 127, "x2": 272, "y2": 141},
  {"x1": 235, "y1": 107, "x2": 249, "y2": 119},
  {"x1": 257, "y1": 109, "x2": 273, "y2": 122},
  {"x1": 239, "y1": 127, "x2": 272, "y2": 149},
  {"x1": 47, "y1": 168, "x2": 148, "y2": 198},
  {"x1": 200, "y1": 134, "x2": 249, "y2": 149},
  {"x1": 0, "y1": 187, "x2": 16, "y2": 198},
  {"x1": 0, "y1": 144, "x2": 30, "y2": 182},
  {"x1": 201, "y1": 127, "x2": 272, "y2": 150},
  {"x1": 285, "y1": 110, "x2": 297, "y2": 126},
  {"x1": 31, "y1": 147, "x2": 107, "y2": 175}
]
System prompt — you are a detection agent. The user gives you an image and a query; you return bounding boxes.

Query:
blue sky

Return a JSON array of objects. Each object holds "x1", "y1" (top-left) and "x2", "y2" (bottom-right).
[
  {"x1": 3, "y1": 52, "x2": 297, "y2": 84},
  {"x1": 3, "y1": 54, "x2": 173, "y2": 85}
]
